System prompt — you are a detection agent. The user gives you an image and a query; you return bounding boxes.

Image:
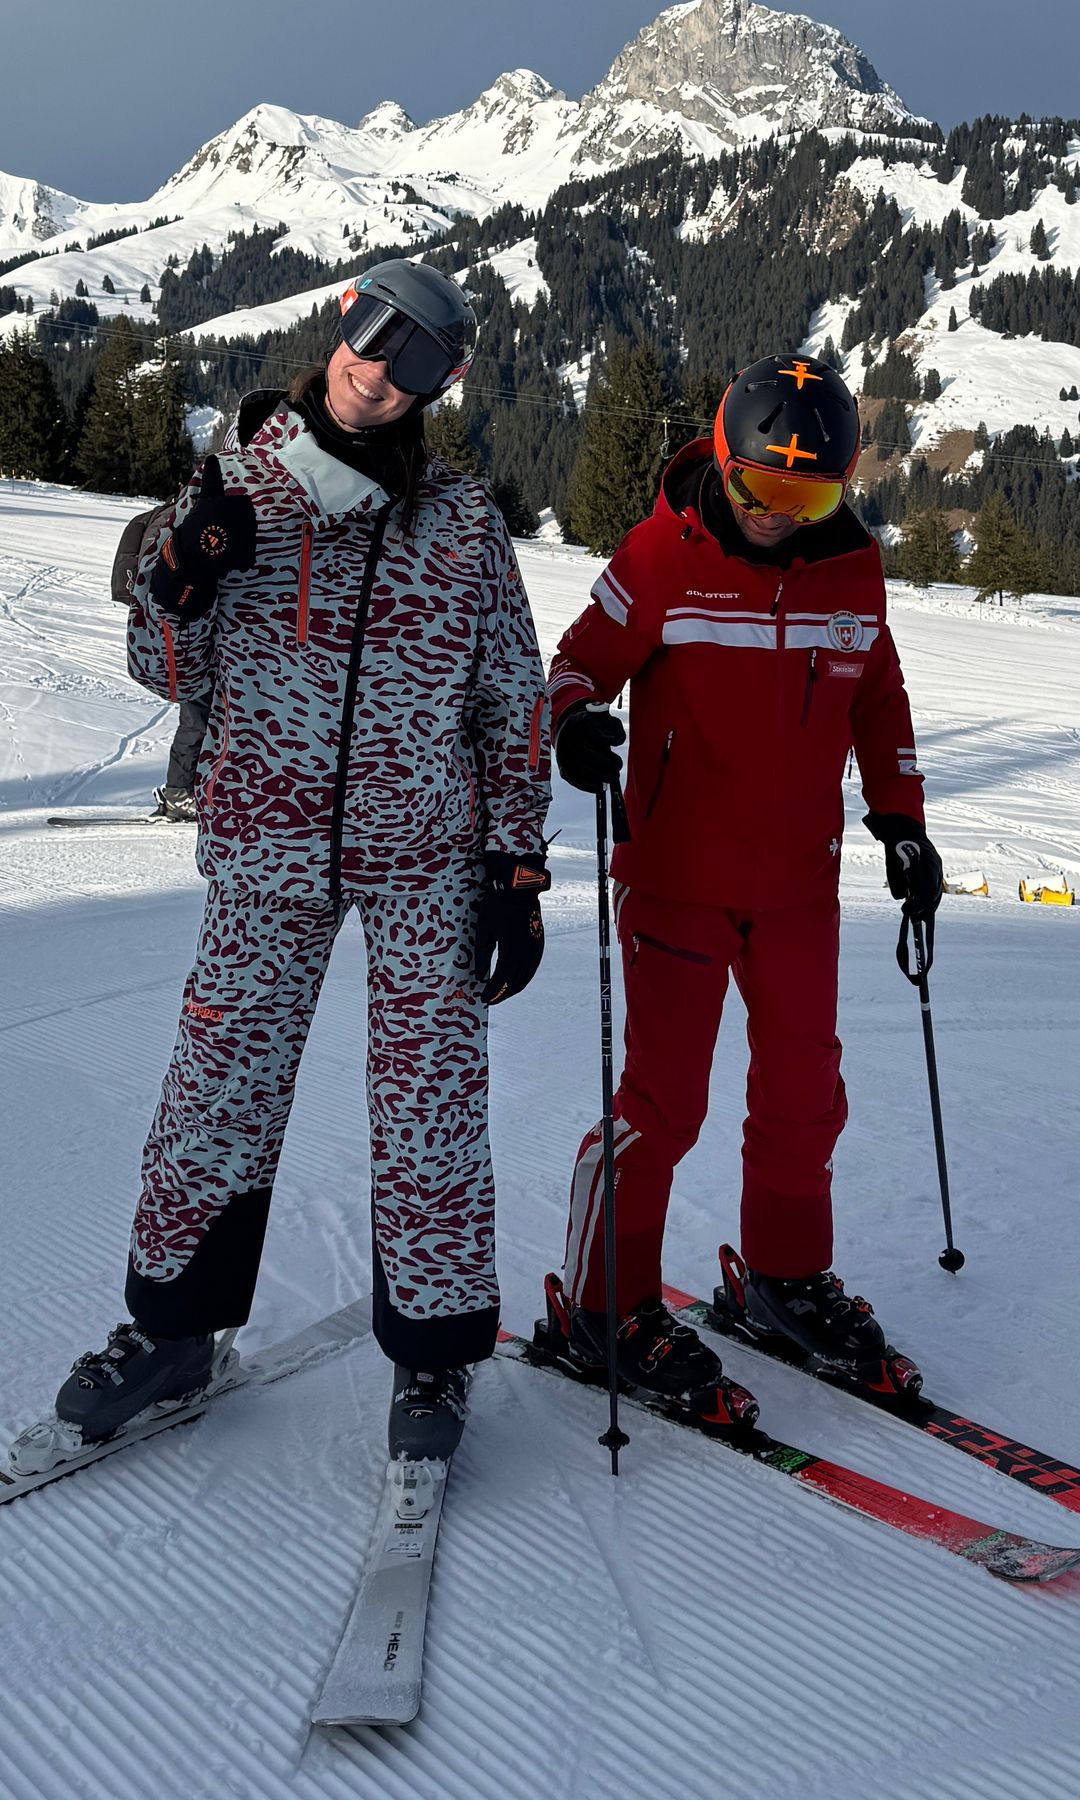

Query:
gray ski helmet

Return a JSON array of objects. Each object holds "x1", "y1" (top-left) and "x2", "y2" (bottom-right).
[{"x1": 336, "y1": 260, "x2": 478, "y2": 398}]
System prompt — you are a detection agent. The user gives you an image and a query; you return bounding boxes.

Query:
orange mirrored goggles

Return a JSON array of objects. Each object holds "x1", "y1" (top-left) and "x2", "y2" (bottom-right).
[{"x1": 722, "y1": 459, "x2": 847, "y2": 524}]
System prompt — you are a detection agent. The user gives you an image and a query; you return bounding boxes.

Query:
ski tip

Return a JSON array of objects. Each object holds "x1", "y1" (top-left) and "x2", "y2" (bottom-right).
[
  {"x1": 970, "y1": 1533, "x2": 1080, "y2": 1583},
  {"x1": 312, "y1": 1686, "x2": 421, "y2": 1729}
]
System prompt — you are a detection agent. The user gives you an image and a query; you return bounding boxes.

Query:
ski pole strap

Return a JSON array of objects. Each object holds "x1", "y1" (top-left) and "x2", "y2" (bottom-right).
[{"x1": 896, "y1": 905, "x2": 935, "y2": 985}]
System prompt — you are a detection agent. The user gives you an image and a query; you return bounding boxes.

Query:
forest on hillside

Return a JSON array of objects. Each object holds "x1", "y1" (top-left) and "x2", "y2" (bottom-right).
[{"x1": 3, "y1": 115, "x2": 1079, "y2": 591}]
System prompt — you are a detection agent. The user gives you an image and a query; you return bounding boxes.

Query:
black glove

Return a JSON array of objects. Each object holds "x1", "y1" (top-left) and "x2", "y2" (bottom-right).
[
  {"x1": 474, "y1": 852, "x2": 551, "y2": 1005},
  {"x1": 149, "y1": 456, "x2": 257, "y2": 620},
  {"x1": 554, "y1": 701, "x2": 626, "y2": 794},
  {"x1": 864, "y1": 812, "x2": 943, "y2": 919}
]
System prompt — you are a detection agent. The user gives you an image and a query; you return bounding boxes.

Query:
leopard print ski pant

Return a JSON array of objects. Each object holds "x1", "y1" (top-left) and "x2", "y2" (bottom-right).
[{"x1": 125, "y1": 861, "x2": 499, "y2": 1365}]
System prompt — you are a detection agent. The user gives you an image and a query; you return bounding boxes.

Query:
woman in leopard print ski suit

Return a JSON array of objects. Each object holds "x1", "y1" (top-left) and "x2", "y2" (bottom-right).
[{"x1": 116, "y1": 264, "x2": 551, "y2": 1390}]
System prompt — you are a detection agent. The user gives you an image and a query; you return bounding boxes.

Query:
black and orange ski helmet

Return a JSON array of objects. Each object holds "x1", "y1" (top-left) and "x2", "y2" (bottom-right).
[{"x1": 713, "y1": 354, "x2": 860, "y2": 523}]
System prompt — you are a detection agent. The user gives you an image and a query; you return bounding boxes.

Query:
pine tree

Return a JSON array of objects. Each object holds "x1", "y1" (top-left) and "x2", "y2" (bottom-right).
[
  {"x1": 1060, "y1": 428, "x2": 1075, "y2": 457},
  {"x1": 948, "y1": 306, "x2": 959, "y2": 332},
  {"x1": 130, "y1": 348, "x2": 193, "y2": 497},
  {"x1": 1029, "y1": 218, "x2": 1050, "y2": 260},
  {"x1": 102, "y1": 273, "x2": 116, "y2": 295},
  {"x1": 1004, "y1": 520, "x2": 1042, "y2": 601},
  {"x1": 922, "y1": 368, "x2": 943, "y2": 402},
  {"x1": 425, "y1": 400, "x2": 481, "y2": 474},
  {"x1": 0, "y1": 329, "x2": 68, "y2": 478},
  {"x1": 966, "y1": 491, "x2": 1017, "y2": 603},
  {"x1": 875, "y1": 397, "x2": 911, "y2": 459},
  {"x1": 491, "y1": 475, "x2": 540, "y2": 538},
  {"x1": 74, "y1": 315, "x2": 141, "y2": 492},
  {"x1": 565, "y1": 340, "x2": 667, "y2": 554},
  {"x1": 140, "y1": 283, "x2": 152, "y2": 304},
  {"x1": 901, "y1": 507, "x2": 961, "y2": 585}
]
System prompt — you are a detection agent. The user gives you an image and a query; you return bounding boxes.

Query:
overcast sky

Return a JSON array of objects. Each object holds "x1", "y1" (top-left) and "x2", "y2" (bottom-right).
[{"x1": 3, "y1": 0, "x2": 1079, "y2": 202}]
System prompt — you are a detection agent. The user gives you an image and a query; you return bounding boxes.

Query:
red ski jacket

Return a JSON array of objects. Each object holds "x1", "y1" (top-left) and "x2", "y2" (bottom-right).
[{"x1": 549, "y1": 441, "x2": 925, "y2": 909}]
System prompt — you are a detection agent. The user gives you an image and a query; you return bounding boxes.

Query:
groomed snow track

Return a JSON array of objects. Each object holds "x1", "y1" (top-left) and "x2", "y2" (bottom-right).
[{"x1": 1, "y1": 483, "x2": 1079, "y2": 1798}]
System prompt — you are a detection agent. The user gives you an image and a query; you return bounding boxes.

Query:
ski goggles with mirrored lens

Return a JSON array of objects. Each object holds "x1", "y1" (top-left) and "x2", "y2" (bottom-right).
[
  {"x1": 721, "y1": 458, "x2": 847, "y2": 524},
  {"x1": 339, "y1": 293, "x2": 467, "y2": 396}
]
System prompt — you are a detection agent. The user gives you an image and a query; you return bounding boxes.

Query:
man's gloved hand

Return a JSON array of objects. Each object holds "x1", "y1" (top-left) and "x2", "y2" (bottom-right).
[
  {"x1": 474, "y1": 852, "x2": 551, "y2": 1005},
  {"x1": 554, "y1": 701, "x2": 626, "y2": 794},
  {"x1": 149, "y1": 456, "x2": 257, "y2": 620},
  {"x1": 864, "y1": 812, "x2": 943, "y2": 919}
]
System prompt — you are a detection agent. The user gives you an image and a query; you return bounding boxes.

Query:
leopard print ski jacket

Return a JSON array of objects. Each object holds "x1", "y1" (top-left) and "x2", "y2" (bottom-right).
[{"x1": 127, "y1": 403, "x2": 550, "y2": 898}]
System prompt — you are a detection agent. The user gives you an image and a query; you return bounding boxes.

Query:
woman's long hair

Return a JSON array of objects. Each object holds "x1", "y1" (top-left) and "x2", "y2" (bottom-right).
[{"x1": 288, "y1": 367, "x2": 429, "y2": 536}]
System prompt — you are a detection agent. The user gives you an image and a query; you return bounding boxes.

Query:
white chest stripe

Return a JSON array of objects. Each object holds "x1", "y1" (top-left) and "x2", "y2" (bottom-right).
[
  {"x1": 662, "y1": 616, "x2": 879, "y2": 652},
  {"x1": 663, "y1": 617, "x2": 777, "y2": 648},
  {"x1": 787, "y1": 623, "x2": 879, "y2": 651}
]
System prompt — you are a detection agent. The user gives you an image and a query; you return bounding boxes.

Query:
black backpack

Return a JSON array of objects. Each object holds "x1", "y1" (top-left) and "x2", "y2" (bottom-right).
[{"x1": 109, "y1": 501, "x2": 174, "y2": 606}]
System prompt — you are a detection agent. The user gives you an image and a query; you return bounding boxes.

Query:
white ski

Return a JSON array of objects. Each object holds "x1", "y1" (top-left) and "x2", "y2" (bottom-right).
[
  {"x1": 312, "y1": 1455, "x2": 450, "y2": 1728},
  {"x1": 2, "y1": 1296, "x2": 373, "y2": 1504}
]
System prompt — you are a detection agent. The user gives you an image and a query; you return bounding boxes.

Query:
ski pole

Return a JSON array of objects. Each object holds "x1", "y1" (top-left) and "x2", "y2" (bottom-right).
[
  {"x1": 594, "y1": 772, "x2": 631, "y2": 1474},
  {"x1": 896, "y1": 908, "x2": 965, "y2": 1272}
]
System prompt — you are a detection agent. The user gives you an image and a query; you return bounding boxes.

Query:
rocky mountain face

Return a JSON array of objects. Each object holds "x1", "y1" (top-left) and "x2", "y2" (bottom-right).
[
  {"x1": 587, "y1": 0, "x2": 916, "y2": 140},
  {"x1": 1, "y1": 0, "x2": 920, "y2": 258},
  {"x1": 0, "y1": 173, "x2": 85, "y2": 258}
]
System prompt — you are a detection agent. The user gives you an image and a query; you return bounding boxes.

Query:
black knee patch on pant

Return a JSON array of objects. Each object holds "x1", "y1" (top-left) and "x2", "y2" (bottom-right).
[
  {"x1": 125, "y1": 1186, "x2": 272, "y2": 1335},
  {"x1": 372, "y1": 1247, "x2": 498, "y2": 1368}
]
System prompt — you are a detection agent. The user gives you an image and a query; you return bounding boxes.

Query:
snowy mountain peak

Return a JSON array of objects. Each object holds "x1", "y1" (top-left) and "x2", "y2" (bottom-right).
[
  {"x1": 487, "y1": 69, "x2": 560, "y2": 105},
  {"x1": 356, "y1": 100, "x2": 416, "y2": 138},
  {"x1": 589, "y1": 0, "x2": 919, "y2": 138},
  {"x1": 0, "y1": 170, "x2": 87, "y2": 256}
]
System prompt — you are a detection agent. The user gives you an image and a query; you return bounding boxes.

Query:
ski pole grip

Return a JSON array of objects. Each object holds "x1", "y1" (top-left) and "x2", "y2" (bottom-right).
[
  {"x1": 896, "y1": 906, "x2": 934, "y2": 985},
  {"x1": 584, "y1": 702, "x2": 631, "y2": 844}
]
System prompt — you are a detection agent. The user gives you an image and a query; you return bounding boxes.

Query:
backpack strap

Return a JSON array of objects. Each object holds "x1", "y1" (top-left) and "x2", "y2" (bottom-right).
[{"x1": 231, "y1": 388, "x2": 286, "y2": 449}]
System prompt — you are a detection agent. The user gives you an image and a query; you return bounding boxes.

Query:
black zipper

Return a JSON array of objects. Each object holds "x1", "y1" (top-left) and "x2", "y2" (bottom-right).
[
  {"x1": 328, "y1": 502, "x2": 393, "y2": 909},
  {"x1": 799, "y1": 647, "x2": 818, "y2": 726},
  {"x1": 644, "y1": 728, "x2": 675, "y2": 819},
  {"x1": 630, "y1": 930, "x2": 712, "y2": 967}
]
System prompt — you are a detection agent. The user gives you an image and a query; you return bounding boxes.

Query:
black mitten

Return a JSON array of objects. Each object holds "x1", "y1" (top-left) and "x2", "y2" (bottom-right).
[
  {"x1": 149, "y1": 456, "x2": 257, "y2": 620},
  {"x1": 554, "y1": 702, "x2": 625, "y2": 794},
  {"x1": 474, "y1": 852, "x2": 551, "y2": 1005}
]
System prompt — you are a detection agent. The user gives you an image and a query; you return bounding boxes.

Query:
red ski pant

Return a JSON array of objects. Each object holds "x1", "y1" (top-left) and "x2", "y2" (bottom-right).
[{"x1": 564, "y1": 886, "x2": 847, "y2": 1312}]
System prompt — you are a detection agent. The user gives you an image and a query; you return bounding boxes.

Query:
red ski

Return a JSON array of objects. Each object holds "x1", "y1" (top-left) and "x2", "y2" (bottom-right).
[
  {"x1": 662, "y1": 1246, "x2": 1080, "y2": 1518},
  {"x1": 497, "y1": 1310, "x2": 1080, "y2": 1585}
]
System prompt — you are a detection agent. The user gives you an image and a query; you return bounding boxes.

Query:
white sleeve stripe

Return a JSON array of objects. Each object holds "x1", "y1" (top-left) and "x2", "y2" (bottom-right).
[
  {"x1": 590, "y1": 572, "x2": 628, "y2": 610},
  {"x1": 594, "y1": 576, "x2": 630, "y2": 625},
  {"x1": 602, "y1": 566, "x2": 636, "y2": 610}
]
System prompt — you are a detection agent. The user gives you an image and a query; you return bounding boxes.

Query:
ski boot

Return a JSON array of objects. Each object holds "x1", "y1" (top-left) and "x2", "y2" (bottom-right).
[
  {"x1": 152, "y1": 785, "x2": 198, "y2": 822},
  {"x1": 8, "y1": 1321, "x2": 219, "y2": 1477},
  {"x1": 710, "y1": 1244, "x2": 924, "y2": 1406},
  {"x1": 55, "y1": 1321, "x2": 216, "y2": 1440},
  {"x1": 534, "y1": 1273, "x2": 759, "y2": 1434},
  {"x1": 388, "y1": 1366, "x2": 471, "y2": 1462}
]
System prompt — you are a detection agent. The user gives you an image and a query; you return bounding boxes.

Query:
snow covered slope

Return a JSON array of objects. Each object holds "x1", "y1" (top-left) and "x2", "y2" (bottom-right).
[{"x1": 1, "y1": 482, "x2": 1079, "y2": 1799}]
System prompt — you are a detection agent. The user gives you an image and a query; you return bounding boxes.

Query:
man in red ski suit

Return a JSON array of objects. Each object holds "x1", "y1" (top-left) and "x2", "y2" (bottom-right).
[{"x1": 543, "y1": 354, "x2": 942, "y2": 1414}]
